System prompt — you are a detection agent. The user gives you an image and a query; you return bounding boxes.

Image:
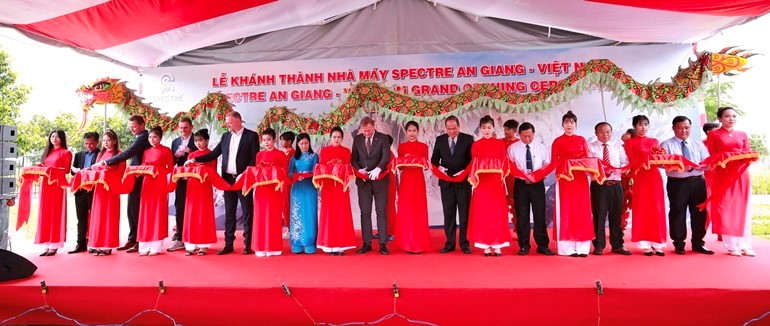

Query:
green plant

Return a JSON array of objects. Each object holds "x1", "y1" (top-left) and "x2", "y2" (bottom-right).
[{"x1": 752, "y1": 172, "x2": 770, "y2": 195}]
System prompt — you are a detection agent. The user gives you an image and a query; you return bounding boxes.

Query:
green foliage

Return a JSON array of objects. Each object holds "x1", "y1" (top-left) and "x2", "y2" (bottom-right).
[
  {"x1": 752, "y1": 171, "x2": 770, "y2": 195},
  {"x1": 83, "y1": 112, "x2": 134, "y2": 153},
  {"x1": 703, "y1": 80, "x2": 742, "y2": 122},
  {"x1": 17, "y1": 113, "x2": 79, "y2": 161},
  {"x1": 0, "y1": 47, "x2": 31, "y2": 125},
  {"x1": 752, "y1": 203, "x2": 770, "y2": 240},
  {"x1": 750, "y1": 134, "x2": 769, "y2": 157}
]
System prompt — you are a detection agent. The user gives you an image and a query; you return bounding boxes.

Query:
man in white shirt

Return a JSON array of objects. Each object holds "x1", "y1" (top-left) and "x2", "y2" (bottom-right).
[
  {"x1": 168, "y1": 117, "x2": 196, "y2": 252},
  {"x1": 659, "y1": 116, "x2": 714, "y2": 255},
  {"x1": 588, "y1": 122, "x2": 631, "y2": 255},
  {"x1": 187, "y1": 111, "x2": 260, "y2": 255},
  {"x1": 507, "y1": 122, "x2": 554, "y2": 256}
]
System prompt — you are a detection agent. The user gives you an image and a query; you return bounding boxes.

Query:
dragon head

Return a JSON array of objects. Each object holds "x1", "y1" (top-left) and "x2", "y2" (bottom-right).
[
  {"x1": 76, "y1": 77, "x2": 128, "y2": 128},
  {"x1": 710, "y1": 47, "x2": 760, "y2": 76}
]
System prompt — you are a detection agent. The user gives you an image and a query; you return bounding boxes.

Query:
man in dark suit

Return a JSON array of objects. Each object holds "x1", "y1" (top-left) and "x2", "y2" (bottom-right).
[
  {"x1": 186, "y1": 111, "x2": 259, "y2": 255},
  {"x1": 167, "y1": 117, "x2": 196, "y2": 252},
  {"x1": 431, "y1": 115, "x2": 474, "y2": 254},
  {"x1": 68, "y1": 132, "x2": 100, "y2": 254},
  {"x1": 351, "y1": 116, "x2": 391, "y2": 255},
  {"x1": 92, "y1": 115, "x2": 151, "y2": 253}
]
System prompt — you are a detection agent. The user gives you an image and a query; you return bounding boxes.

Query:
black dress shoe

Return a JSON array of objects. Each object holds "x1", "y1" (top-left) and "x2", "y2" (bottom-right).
[
  {"x1": 379, "y1": 245, "x2": 389, "y2": 255},
  {"x1": 117, "y1": 241, "x2": 137, "y2": 251},
  {"x1": 243, "y1": 247, "x2": 254, "y2": 255},
  {"x1": 357, "y1": 244, "x2": 372, "y2": 254},
  {"x1": 693, "y1": 246, "x2": 715, "y2": 255},
  {"x1": 461, "y1": 247, "x2": 472, "y2": 254},
  {"x1": 439, "y1": 246, "x2": 455, "y2": 253},
  {"x1": 675, "y1": 247, "x2": 686, "y2": 255},
  {"x1": 217, "y1": 246, "x2": 234, "y2": 255},
  {"x1": 578, "y1": 253, "x2": 588, "y2": 258},
  {"x1": 611, "y1": 247, "x2": 632, "y2": 255},
  {"x1": 518, "y1": 247, "x2": 530, "y2": 255},
  {"x1": 570, "y1": 253, "x2": 579, "y2": 257},
  {"x1": 88, "y1": 248, "x2": 98, "y2": 254},
  {"x1": 593, "y1": 248, "x2": 603, "y2": 255},
  {"x1": 654, "y1": 250, "x2": 665, "y2": 257},
  {"x1": 68, "y1": 245, "x2": 87, "y2": 254},
  {"x1": 537, "y1": 247, "x2": 555, "y2": 256},
  {"x1": 643, "y1": 250, "x2": 654, "y2": 256}
]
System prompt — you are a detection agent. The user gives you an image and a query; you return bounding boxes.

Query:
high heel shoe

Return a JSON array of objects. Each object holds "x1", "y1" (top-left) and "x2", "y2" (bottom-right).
[
  {"x1": 741, "y1": 249, "x2": 755, "y2": 257},
  {"x1": 728, "y1": 250, "x2": 742, "y2": 257},
  {"x1": 40, "y1": 250, "x2": 50, "y2": 257},
  {"x1": 46, "y1": 249, "x2": 57, "y2": 256},
  {"x1": 643, "y1": 250, "x2": 654, "y2": 256},
  {"x1": 654, "y1": 250, "x2": 665, "y2": 257}
]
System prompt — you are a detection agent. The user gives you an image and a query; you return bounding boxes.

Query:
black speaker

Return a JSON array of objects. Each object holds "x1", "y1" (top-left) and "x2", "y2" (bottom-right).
[{"x1": 0, "y1": 249, "x2": 37, "y2": 282}]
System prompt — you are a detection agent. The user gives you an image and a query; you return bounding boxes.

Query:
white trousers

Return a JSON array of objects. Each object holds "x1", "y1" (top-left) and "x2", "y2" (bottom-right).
[
  {"x1": 139, "y1": 240, "x2": 163, "y2": 253},
  {"x1": 723, "y1": 214, "x2": 753, "y2": 251},
  {"x1": 184, "y1": 243, "x2": 211, "y2": 251},
  {"x1": 637, "y1": 241, "x2": 666, "y2": 250},
  {"x1": 558, "y1": 240, "x2": 591, "y2": 256}
]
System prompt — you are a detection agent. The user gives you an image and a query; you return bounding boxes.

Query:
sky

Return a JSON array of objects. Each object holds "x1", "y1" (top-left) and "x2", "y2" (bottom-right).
[{"x1": 0, "y1": 14, "x2": 769, "y2": 138}]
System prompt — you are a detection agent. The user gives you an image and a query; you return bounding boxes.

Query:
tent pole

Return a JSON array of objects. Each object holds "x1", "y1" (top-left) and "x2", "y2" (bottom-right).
[
  {"x1": 716, "y1": 74, "x2": 721, "y2": 110},
  {"x1": 103, "y1": 104, "x2": 107, "y2": 135},
  {"x1": 599, "y1": 82, "x2": 607, "y2": 122}
]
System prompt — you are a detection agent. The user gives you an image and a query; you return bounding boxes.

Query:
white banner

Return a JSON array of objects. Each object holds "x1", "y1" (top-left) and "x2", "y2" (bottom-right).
[{"x1": 142, "y1": 44, "x2": 703, "y2": 228}]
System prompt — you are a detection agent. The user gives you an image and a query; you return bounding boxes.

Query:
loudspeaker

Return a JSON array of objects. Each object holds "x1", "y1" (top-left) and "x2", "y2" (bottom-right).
[{"x1": 0, "y1": 249, "x2": 37, "y2": 282}]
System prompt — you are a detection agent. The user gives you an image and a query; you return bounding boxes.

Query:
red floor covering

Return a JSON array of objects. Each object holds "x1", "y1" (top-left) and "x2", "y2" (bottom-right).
[{"x1": 1, "y1": 229, "x2": 770, "y2": 325}]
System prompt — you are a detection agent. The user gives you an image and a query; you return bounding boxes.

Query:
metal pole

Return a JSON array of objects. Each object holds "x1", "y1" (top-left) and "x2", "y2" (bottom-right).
[
  {"x1": 599, "y1": 82, "x2": 607, "y2": 122},
  {"x1": 716, "y1": 75, "x2": 721, "y2": 109},
  {"x1": 103, "y1": 104, "x2": 108, "y2": 134}
]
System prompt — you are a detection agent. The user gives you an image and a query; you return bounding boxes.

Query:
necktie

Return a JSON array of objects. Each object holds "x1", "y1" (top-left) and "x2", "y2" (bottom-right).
[
  {"x1": 602, "y1": 143, "x2": 611, "y2": 165},
  {"x1": 525, "y1": 144, "x2": 533, "y2": 171},
  {"x1": 450, "y1": 137, "x2": 456, "y2": 156},
  {"x1": 366, "y1": 137, "x2": 372, "y2": 155},
  {"x1": 681, "y1": 140, "x2": 691, "y2": 161}
]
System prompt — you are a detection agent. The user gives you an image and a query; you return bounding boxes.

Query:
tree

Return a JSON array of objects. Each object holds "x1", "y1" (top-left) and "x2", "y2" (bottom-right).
[
  {"x1": 750, "y1": 133, "x2": 769, "y2": 157},
  {"x1": 17, "y1": 113, "x2": 79, "y2": 162},
  {"x1": 703, "y1": 80, "x2": 741, "y2": 122},
  {"x1": 83, "y1": 112, "x2": 134, "y2": 152},
  {"x1": 0, "y1": 47, "x2": 31, "y2": 125}
]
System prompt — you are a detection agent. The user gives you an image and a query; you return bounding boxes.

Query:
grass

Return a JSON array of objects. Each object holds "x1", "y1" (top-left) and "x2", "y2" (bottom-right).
[{"x1": 753, "y1": 203, "x2": 770, "y2": 240}]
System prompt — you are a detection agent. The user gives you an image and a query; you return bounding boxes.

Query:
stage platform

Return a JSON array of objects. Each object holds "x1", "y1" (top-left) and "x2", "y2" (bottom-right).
[{"x1": 2, "y1": 229, "x2": 770, "y2": 325}]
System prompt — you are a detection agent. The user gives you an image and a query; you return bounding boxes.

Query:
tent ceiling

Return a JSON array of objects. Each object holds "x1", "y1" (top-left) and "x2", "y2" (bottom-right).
[{"x1": 1, "y1": 0, "x2": 768, "y2": 69}]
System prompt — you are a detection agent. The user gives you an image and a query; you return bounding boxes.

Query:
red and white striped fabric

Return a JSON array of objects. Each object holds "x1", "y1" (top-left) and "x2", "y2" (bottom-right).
[{"x1": 1, "y1": 0, "x2": 768, "y2": 68}]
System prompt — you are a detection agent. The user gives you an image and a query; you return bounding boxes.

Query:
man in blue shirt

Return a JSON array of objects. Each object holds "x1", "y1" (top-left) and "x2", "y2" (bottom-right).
[
  {"x1": 69, "y1": 132, "x2": 100, "y2": 254},
  {"x1": 660, "y1": 116, "x2": 714, "y2": 255}
]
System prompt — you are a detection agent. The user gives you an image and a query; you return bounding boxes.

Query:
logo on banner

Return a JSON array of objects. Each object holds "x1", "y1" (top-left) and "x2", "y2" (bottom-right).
[{"x1": 151, "y1": 74, "x2": 184, "y2": 103}]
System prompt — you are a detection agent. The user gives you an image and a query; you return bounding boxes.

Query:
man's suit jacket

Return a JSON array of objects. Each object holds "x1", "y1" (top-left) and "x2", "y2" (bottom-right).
[
  {"x1": 351, "y1": 131, "x2": 391, "y2": 186},
  {"x1": 171, "y1": 135, "x2": 196, "y2": 167},
  {"x1": 72, "y1": 148, "x2": 100, "y2": 195},
  {"x1": 106, "y1": 130, "x2": 151, "y2": 167},
  {"x1": 194, "y1": 128, "x2": 260, "y2": 176},
  {"x1": 431, "y1": 132, "x2": 474, "y2": 188}
]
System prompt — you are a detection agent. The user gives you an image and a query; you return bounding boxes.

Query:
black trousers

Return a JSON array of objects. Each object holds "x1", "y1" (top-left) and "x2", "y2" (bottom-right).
[
  {"x1": 172, "y1": 179, "x2": 188, "y2": 241},
  {"x1": 357, "y1": 176, "x2": 389, "y2": 245},
  {"x1": 223, "y1": 174, "x2": 254, "y2": 247},
  {"x1": 440, "y1": 184, "x2": 471, "y2": 249},
  {"x1": 514, "y1": 179, "x2": 549, "y2": 249},
  {"x1": 590, "y1": 181, "x2": 624, "y2": 250},
  {"x1": 73, "y1": 190, "x2": 94, "y2": 246},
  {"x1": 126, "y1": 176, "x2": 143, "y2": 243},
  {"x1": 666, "y1": 176, "x2": 708, "y2": 249}
]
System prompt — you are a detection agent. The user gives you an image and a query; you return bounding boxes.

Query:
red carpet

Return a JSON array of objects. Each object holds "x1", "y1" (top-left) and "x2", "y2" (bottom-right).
[{"x1": 2, "y1": 229, "x2": 770, "y2": 325}]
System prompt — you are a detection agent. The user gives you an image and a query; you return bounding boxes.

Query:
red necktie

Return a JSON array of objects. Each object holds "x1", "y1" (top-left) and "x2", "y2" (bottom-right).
[{"x1": 602, "y1": 143, "x2": 611, "y2": 165}]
